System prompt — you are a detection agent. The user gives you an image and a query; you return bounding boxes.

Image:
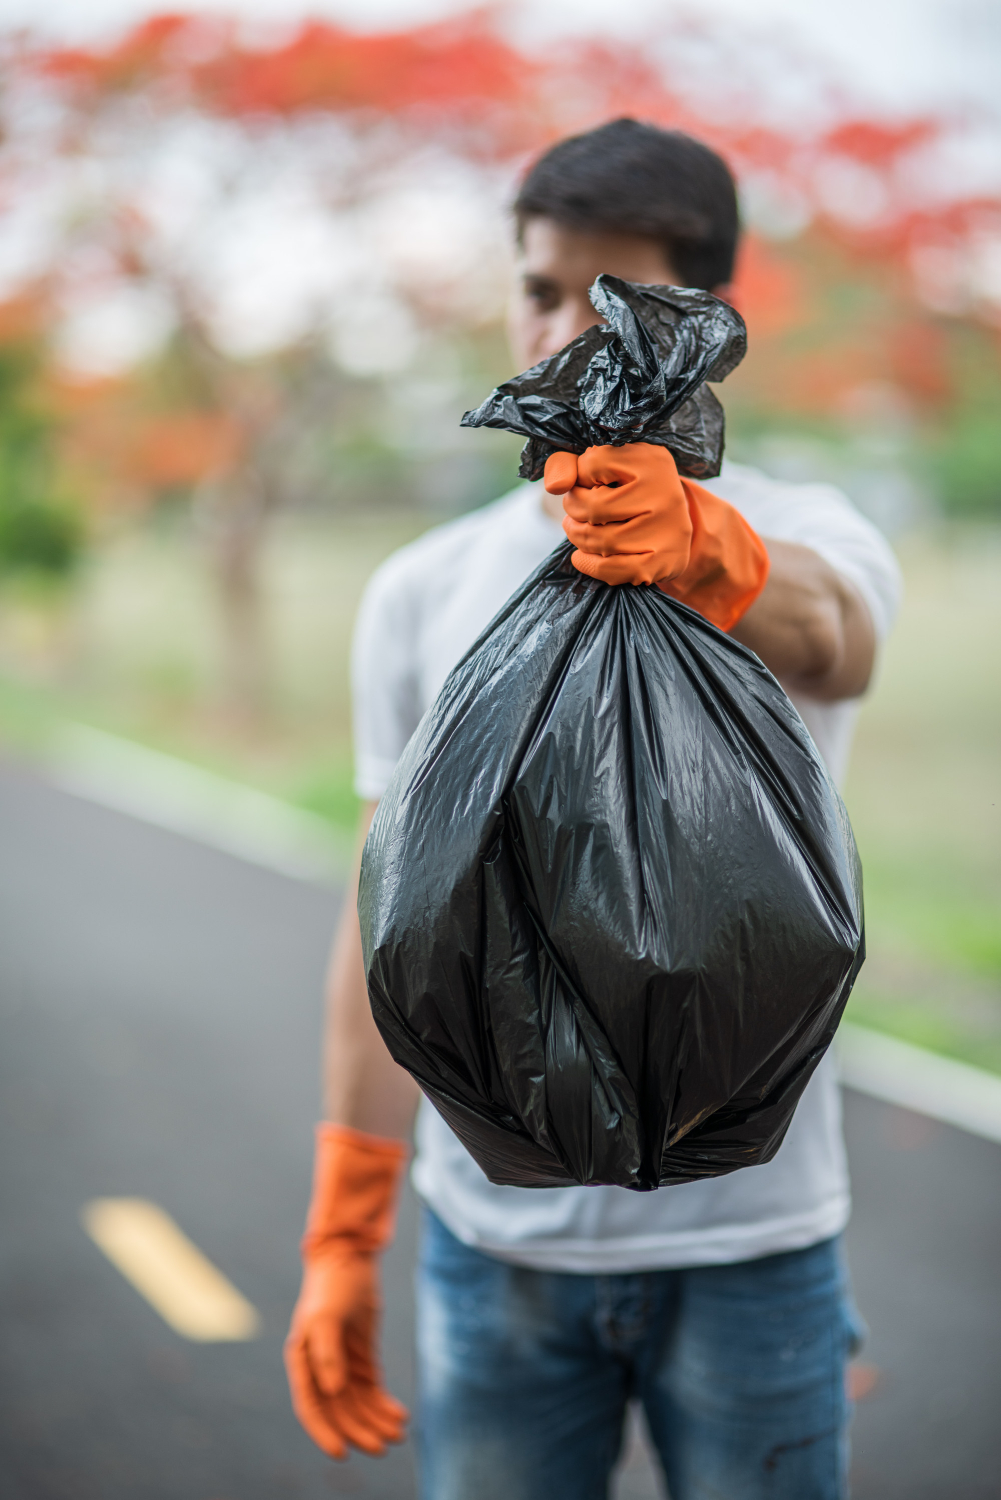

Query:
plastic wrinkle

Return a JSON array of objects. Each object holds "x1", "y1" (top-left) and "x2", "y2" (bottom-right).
[
  {"x1": 359, "y1": 553, "x2": 864, "y2": 1191},
  {"x1": 359, "y1": 279, "x2": 863, "y2": 1191},
  {"x1": 460, "y1": 277, "x2": 747, "y2": 481}
]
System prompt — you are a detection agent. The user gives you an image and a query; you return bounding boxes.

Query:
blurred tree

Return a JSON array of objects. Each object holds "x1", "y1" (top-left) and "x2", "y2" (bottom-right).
[
  {"x1": 0, "y1": 9, "x2": 996, "y2": 714},
  {"x1": 0, "y1": 313, "x2": 81, "y2": 578},
  {"x1": 928, "y1": 326, "x2": 1001, "y2": 518}
]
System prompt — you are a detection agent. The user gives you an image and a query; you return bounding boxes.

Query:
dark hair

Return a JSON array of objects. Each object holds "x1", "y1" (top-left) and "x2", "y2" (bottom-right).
[{"x1": 514, "y1": 118, "x2": 739, "y2": 291}]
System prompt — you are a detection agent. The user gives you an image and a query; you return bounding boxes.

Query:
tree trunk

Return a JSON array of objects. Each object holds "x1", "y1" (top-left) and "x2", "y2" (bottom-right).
[{"x1": 202, "y1": 472, "x2": 270, "y2": 723}]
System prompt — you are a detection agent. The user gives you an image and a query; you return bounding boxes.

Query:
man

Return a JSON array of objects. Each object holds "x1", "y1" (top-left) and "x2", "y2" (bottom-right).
[{"x1": 285, "y1": 119, "x2": 901, "y2": 1499}]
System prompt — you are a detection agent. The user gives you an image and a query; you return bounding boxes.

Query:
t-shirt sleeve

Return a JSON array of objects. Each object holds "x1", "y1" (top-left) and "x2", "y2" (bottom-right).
[
  {"x1": 717, "y1": 469, "x2": 903, "y2": 644},
  {"x1": 773, "y1": 482, "x2": 902, "y2": 644},
  {"x1": 351, "y1": 554, "x2": 424, "y2": 800}
]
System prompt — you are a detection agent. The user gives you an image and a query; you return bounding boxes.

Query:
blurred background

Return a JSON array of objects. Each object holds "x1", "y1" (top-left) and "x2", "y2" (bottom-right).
[
  {"x1": 0, "y1": 3, "x2": 999, "y2": 1496},
  {"x1": 0, "y1": 0, "x2": 996, "y2": 1067}
]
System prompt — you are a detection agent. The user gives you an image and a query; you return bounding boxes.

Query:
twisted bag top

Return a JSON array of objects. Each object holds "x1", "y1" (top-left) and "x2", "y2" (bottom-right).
[
  {"x1": 461, "y1": 275, "x2": 747, "y2": 481},
  {"x1": 359, "y1": 281, "x2": 864, "y2": 1191}
]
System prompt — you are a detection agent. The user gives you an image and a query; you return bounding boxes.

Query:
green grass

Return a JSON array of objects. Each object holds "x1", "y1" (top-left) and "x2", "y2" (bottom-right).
[
  {"x1": 842, "y1": 528, "x2": 1001, "y2": 1068},
  {"x1": 292, "y1": 756, "x2": 363, "y2": 831},
  {"x1": 1, "y1": 511, "x2": 998, "y2": 1072},
  {"x1": 0, "y1": 508, "x2": 432, "y2": 833},
  {"x1": 0, "y1": 668, "x2": 62, "y2": 752}
]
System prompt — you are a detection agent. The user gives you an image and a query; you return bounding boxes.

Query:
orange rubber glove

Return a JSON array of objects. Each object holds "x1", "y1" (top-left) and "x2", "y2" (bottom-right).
[
  {"x1": 284, "y1": 1123, "x2": 409, "y2": 1460},
  {"x1": 545, "y1": 443, "x2": 769, "y2": 632}
]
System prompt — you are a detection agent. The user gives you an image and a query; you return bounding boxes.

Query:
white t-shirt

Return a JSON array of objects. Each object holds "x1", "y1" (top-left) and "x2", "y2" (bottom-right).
[{"x1": 352, "y1": 461, "x2": 902, "y2": 1273}]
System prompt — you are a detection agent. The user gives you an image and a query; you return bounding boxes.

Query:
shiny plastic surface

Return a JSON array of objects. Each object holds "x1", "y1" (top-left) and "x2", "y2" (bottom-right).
[
  {"x1": 359, "y1": 548, "x2": 864, "y2": 1191},
  {"x1": 360, "y1": 279, "x2": 862, "y2": 1190},
  {"x1": 460, "y1": 276, "x2": 747, "y2": 481}
]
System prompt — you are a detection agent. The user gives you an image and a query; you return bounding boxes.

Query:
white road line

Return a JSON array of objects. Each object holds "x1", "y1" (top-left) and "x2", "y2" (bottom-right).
[
  {"x1": 48, "y1": 723, "x2": 350, "y2": 883},
  {"x1": 82, "y1": 1198, "x2": 261, "y2": 1341},
  {"x1": 837, "y1": 1023, "x2": 1001, "y2": 1146}
]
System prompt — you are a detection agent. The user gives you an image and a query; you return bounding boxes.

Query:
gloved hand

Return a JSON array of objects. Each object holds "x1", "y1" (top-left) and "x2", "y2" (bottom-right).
[
  {"x1": 545, "y1": 443, "x2": 769, "y2": 632},
  {"x1": 284, "y1": 1123, "x2": 409, "y2": 1460}
]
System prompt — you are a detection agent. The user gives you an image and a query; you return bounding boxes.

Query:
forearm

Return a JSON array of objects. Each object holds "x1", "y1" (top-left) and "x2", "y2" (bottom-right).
[
  {"x1": 323, "y1": 802, "x2": 421, "y2": 1140},
  {"x1": 290, "y1": 806, "x2": 414, "y2": 1459},
  {"x1": 728, "y1": 538, "x2": 875, "y2": 701}
]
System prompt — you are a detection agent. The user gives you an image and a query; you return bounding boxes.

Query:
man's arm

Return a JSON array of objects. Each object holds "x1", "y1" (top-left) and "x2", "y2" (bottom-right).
[
  {"x1": 728, "y1": 538, "x2": 876, "y2": 702},
  {"x1": 285, "y1": 800, "x2": 419, "y2": 1463},
  {"x1": 323, "y1": 800, "x2": 421, "y2": 1138}
]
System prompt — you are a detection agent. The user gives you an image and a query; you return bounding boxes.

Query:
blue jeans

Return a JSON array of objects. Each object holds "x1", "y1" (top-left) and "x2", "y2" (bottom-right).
[{"x1": 416, "y1": 1208, "x2": 861, "y2": 1500}]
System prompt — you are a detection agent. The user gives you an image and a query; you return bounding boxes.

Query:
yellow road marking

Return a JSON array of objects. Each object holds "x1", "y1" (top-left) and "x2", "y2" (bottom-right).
[{"x1": 82, "y1": 1198, "x2": 260, "y2": 1342}]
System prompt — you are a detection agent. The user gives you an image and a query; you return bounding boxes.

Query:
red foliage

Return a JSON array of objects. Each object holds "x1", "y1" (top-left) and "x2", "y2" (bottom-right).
[
  {"x1": 822, "y1": 118, "x2": 937, "y2": 169},
  {"x1": 41, "y1": 14, "x2": 194, "y2": 94},
  {"x1": 126, "y1": 409, "x2": 241, "y2": 490},
  {"x1": 732, "y1": 236, "x2": 805, "y2": 338},
  {"x1": 0, "y1": 288, "x2": 53, "y2": 343},
  {"x1": 887, "y1": 320, "x2": 951, "y2": 405},
  {"x1": 39, "y1": 12, "x2": 541, "y2": 152},
  {"x1": 55, "y1": 376, "x2": 244, "y2": 508},
  {"x1": 19, "y1": 10, "x2": 1001, "y2": 438},
  {"x1": 35, "y1": 12, "x2": 994, "y2": 270},
  {"x1": 200, "y1": 18, "x2": 531, "y2": 119},
  {"x1": 31, "y1": 13, "x2": 813, "y2": 182}
]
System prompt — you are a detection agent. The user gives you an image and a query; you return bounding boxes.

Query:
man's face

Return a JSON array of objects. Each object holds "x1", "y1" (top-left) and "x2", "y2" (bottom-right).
[{"x1": 507, "y1": 217, "x2": 680, "y2": 372}]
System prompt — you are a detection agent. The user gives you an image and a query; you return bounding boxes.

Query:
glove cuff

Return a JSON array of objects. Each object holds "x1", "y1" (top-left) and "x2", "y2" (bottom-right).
[
  {"x1": 302, "y1": 1123, "x2": 408, "y2": 1259},
  {"x1": 661, "y1": 481, "x2": 770, "y2": 632}
]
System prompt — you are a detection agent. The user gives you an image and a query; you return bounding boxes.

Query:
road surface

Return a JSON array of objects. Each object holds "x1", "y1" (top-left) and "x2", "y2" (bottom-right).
[{"x1": 1, "y1": 762, "x2": 999, "y2": 1499}]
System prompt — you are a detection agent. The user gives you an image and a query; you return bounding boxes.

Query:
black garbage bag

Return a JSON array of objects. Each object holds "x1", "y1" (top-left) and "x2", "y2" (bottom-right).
[
  {"x1": 459, "y1": 275, "x2": 747, "y2": 481},
  {"x1": 358, "y1": 279, "x2": 864, "y2": 1192}
]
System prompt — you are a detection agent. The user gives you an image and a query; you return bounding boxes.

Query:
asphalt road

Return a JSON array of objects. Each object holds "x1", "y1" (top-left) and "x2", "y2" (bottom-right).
[{"x1": 1, "y1": 761, "x2": 999, "y2": 1500}]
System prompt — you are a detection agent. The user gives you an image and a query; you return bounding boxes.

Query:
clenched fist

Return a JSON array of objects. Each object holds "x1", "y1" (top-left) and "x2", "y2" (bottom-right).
[
  {"x1": 285, "y1": 1124, "x2": 409, "y2": 1460},
  {"x1": 545, "y1": 443, "x2": 769, "y2": 631}
]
